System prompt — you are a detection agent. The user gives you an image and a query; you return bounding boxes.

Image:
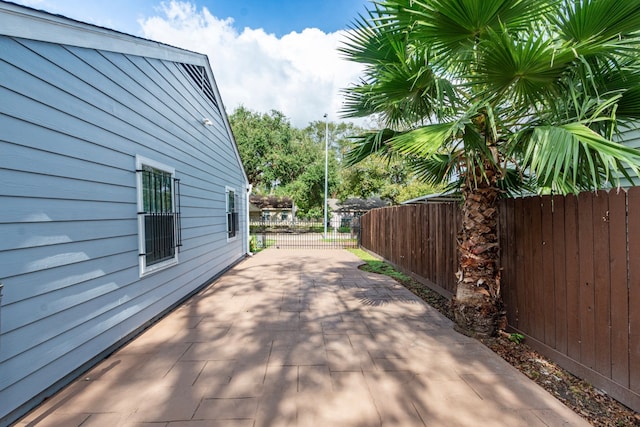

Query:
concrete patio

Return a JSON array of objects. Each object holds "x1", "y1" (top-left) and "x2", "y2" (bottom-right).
[{"x1": 17, "y1": 249, "x2": 589, "y2": 426}]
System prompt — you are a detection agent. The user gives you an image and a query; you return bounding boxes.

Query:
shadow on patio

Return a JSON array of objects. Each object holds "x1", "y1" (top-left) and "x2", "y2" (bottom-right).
[{"x1": 17, "y1": 249, "x2": 589, "y2": 426}]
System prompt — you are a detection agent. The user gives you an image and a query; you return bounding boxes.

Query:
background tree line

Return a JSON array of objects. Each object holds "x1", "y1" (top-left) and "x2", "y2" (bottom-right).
[{"x1": 229, "y1": 106, "x2": 440, "y2": 218}]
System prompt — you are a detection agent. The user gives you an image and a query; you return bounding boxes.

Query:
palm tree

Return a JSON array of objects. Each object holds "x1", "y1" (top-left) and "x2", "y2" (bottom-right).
[{"x1": 341, "y1": 0, "x2": 640, "y2": 336}]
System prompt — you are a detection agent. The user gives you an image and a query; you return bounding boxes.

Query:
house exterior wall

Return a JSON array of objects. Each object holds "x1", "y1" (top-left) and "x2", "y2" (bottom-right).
[
  {"x1": 618, "y1": 126, "x2": 640, "y2": 188},
  {"x1": 0, "y1": 6, "x2": 248, "y2": 423}
]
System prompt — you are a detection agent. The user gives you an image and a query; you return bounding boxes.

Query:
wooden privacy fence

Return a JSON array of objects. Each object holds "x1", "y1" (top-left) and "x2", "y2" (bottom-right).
[
  {"x1": 360, "y1": 203, "x2": 460, "y2": 296},
  {"x1": 359, "y1": 188, "x2": 640, "y2": 412}
]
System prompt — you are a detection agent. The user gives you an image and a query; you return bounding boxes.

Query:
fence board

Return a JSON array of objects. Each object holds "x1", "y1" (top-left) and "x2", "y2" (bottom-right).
[
  {"x1": 592, "y1": 191, "x2": 612, "y2": 377},
  {"x1": 564, "y1": 194, "x2": 582, "y2": 361},
  {"x1": 608, "y1": 190, "x2": 629, "y2": 387},
  {"x1": 628, "y1": 187, "x2": 640, "y2": 393},
  {"x1": 430, "y1": 205, "x2": 436, "y2": 282},
  {"x1": 541, "y1": 195, "x2": 556, "y2": 348},
  {"x1": 434, "y1": 204, "x2": 441, "y2": 285},
  {"x1": 393, "y1": 207, "x2": 400, "y2": 263},
  {"x1": 415, "y1": 207, "x2": 420, "y2": 276},
  {"x1": 442, "y1": 204, "x2": 449, "y2": 288},
  {"x1": 523, "y1": 197, "x2": 536, "y2": 334},
  {"x1": 419, "y1": 205, "x2": 427, "y2": 281},
  {"x1": 500, "y1": 198, "x2": 515, "y2": 325},
  {"x1": 444, "y1": 204, "x2": 452, "y2": 287},
  {"x1": 530, "y1": 197, "x2": 545, "y2": 341},
  {"x1": 410, "y1": 207, "x2": 417, "y2": 274},
  {"x1": 514, "y1": 197, "x2": 526, "y2": 330},
  {"x1": 383, "y1": 209, "x2": 389, "y2": 258},
  {"x1": 578, "y1": 192, "x2": 596, "y2": 369},
  {"x1": 552, "y1": 195, "x2": 568, "y2": 355},
  {"x1": 421, "y1": 206, "x2": 428, "y2": 280},
  {"x1": 444, "y1": 204, "x2": 453, "y2": 289}
]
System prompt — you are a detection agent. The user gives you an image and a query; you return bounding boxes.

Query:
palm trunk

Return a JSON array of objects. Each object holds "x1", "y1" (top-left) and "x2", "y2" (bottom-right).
[{"x1": 452, "y1": 166, "x2": 505, "y2": 337}]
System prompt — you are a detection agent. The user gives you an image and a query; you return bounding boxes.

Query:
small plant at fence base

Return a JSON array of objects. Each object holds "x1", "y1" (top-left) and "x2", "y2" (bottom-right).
[
  {"x1": 249, "y1": 235, "x2": 276, "y2": 252},
  {"x1": 509, "y1": 333, "x2": 525, "y2": 345},
  {"x1": 509, "y1": 333, "x2": 524, "y2": 344},
  {"x1": 497, "y1": 330, "x2": 525, "y2": 344}
]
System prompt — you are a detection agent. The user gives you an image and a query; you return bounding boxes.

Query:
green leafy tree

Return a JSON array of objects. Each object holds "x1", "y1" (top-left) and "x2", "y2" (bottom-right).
[
  {"x1": 341, "y1": 0, "x2": 640, "y2": 336},
  {"x1": 303, "y1": 119, "x2": 440, "y2": 204},
  {"x1": 229, "y1": 107, "x2": 300, "y2": 192},
  {"x1": 230, "y1": 107, "x2": 342, "y2": 217},
  {"x1": 338, "y1": 156, "x2": 442, "y2": 203},
  {"x1": 303, "y1": 120, "x2": 364, "y2": 163},
  {"x1": 275, "y1": 135, "x2": 340, "y2": 218}
]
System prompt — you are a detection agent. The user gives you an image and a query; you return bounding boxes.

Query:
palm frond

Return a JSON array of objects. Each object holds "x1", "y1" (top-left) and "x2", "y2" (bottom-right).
[
  {"x1": 341, "y1": 53, "x2": 460, "y2": 126},
  {"x1": 555, "y1": 0, "x2": 640, "y2": 48},
  {"x1": 341, "y1": 0, "x2": 640, "y2": 199},
  {"x1": 523, "y1": 123, "x2": 640, "y2": 193},
  {"x1": 344, "y1": 128, "x2": 399, "y2": 166},
  {"x1": 598, "y1": 61, "x2": 640, "y2": 121},
  {"x1": 339, "y1": 5, "x2": 406, "y2": 65},
  {"x1": 390, "y1": 122, "x2": 462, "y2": 156},
  {"x1": 409, "y1": 153, "x2": 460, "y2": 187},
  {"x1": 393, "y1": 0, "x2": 556, "y2": 56},
  {"x1": 497, "y1": 167, "x2": 535, "y2": 197},
  {"x1": 473, "y1": 27, "x2": 575, "y2": 107}
]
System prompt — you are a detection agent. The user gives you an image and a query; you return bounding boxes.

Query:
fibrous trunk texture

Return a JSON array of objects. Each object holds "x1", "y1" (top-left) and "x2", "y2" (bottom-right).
[{"x1": 452, "y1": 168, "x2": 505, "y2": 337}]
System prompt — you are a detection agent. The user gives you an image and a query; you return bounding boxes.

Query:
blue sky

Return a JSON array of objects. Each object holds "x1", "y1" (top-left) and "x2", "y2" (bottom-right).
[
  {"x1": 13, "y1": 0, "x2": 372, "y2": 126},
  {"x1": 17, "y1": 0, "x2": 369, "y2": 37},
  {"x1": 203, "y1": 0, "x2": 369, "y2": 36}
]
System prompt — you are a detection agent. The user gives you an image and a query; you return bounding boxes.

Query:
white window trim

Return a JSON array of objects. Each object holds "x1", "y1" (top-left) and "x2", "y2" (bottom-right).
[
  {"x1": 136, "y1": 155, "x2": 179, "y2": 277},
  {"x1": 226, "y1": 186, "x2": 238, "y2": 242}
]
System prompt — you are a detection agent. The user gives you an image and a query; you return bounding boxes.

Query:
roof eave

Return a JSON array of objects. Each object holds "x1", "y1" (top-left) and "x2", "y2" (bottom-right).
[{"x1": 0, "y1": 1, "x2": 206, "y2": 65}]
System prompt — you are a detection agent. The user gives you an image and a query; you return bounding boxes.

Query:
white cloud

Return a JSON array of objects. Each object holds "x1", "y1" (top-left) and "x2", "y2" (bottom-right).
[{"x1": 139, "y1": 1, "x2": 364, "y2": 128}]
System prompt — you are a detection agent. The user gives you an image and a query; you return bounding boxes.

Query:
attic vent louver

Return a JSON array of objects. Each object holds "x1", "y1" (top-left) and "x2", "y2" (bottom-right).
[{"x1": 180, "y1": 63, "x2": 219, "y2": 110}]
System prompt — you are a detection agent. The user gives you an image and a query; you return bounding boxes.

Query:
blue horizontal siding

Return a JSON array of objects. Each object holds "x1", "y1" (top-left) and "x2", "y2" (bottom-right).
[
  {"x1": 1, "y1": 268, "x2": 138, "y2": 352},
  {"x1": 0, "y1": 197, "x2": 135, "y2": 223},
  {"x1": 0, "y1": 235, "x2": 136, "y2": 278},
  {"x1": 0, "y1": 141, "x2": 133, "y2": 188},
  {"x1": 1, "y1": 169, "x2": 135, "y2": 202},
  {"x1": 5, "y1": 37, "x2": 242, "y2": 182},
  {"x1": 618, "y1": 127, "x2": 640, "y2": 187},
  {"x1": 0, "y1": 27, "x2": 247, "y2": 424},
  {"x1": 3, "y1": 251, "x2": 137, "y2": 305},
  {"x1": 0, "y1": 219, "x2": 136, "y2": 252}
]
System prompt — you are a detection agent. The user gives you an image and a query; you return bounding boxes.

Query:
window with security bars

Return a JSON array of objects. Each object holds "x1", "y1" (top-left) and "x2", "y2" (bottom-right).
[
  {"x1": 136, "y1": 156, "x2": 182, "y2": 274},
  {"x1": 226, "y1": 187, "x2": 239, "y2": 239}
]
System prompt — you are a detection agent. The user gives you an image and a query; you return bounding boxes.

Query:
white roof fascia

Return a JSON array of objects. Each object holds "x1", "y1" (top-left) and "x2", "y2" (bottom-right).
[
  {"x1": 0, "y1": 1, "x2": 204, "y2": 65},
  {"x1": 401, "y1": 191, "x2": 459, "y2": 205}
]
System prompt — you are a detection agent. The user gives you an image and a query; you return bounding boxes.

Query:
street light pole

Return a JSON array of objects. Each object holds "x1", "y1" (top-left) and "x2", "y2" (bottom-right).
[{"x1": 323, "y1": 113, "x2": 329, "y2": 239}]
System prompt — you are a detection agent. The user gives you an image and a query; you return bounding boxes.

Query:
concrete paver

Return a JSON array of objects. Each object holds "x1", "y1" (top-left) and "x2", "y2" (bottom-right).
[{"x1": 17, "y1": 249, "x2": 590, "y2": 426}]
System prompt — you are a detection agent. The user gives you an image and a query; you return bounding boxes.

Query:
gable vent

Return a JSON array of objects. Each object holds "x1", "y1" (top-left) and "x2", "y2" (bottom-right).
[{"x1": 180, "y1": 63, "x2": 219, "y2": 110}]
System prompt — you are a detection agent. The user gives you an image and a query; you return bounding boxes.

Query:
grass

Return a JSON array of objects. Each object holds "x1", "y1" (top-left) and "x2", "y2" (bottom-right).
[
  {"x1": 249, "y1": 237, "x2": 276, "y2": 253},
  {"x1": 348, "y1": 248, "x2": 411, "y2": 282}
]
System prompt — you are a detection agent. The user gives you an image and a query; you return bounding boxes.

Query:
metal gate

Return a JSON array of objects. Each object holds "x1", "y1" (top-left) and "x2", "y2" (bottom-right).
[{"x1": 250, "y1": 219, "x2": 360, "y2": 250}]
